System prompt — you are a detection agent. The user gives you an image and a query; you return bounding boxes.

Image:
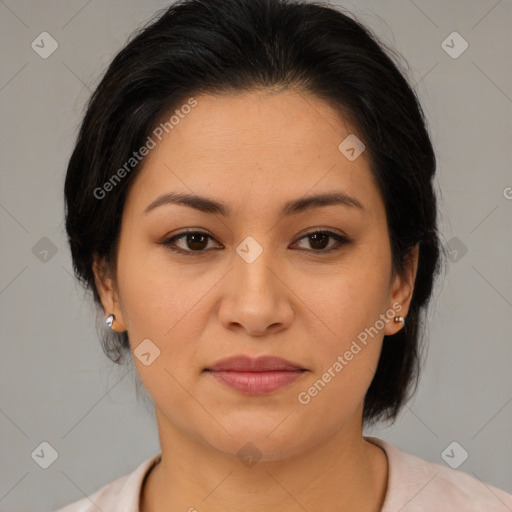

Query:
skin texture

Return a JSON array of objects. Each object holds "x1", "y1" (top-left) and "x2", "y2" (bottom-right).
[{"x1": 93, "y1": 89, "x2": 419, "y2": 512}]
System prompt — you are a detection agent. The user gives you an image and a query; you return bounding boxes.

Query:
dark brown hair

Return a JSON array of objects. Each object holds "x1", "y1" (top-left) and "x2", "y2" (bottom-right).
[{"x1": 64, "y1": 0, "x2": 443, "y2": 426}]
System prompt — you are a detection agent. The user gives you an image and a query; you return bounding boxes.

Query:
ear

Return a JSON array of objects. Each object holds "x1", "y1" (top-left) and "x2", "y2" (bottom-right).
[
  {"x1": 92, "y1": 253, "x2": 127, "y2": 333},
  {"x1": 384, "y1": 243, "x2": 419, "y2": 336}
]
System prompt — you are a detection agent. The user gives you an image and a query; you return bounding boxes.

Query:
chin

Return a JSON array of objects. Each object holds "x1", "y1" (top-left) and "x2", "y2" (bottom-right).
[{"x1": 201, "y1": 423, "x2": 321, "y2": 465}]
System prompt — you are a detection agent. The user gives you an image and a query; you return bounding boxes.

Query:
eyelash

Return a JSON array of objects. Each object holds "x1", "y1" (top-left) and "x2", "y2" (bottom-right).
[{"x1": 159, "y1": 229, "x2": 350, "y2": 256}]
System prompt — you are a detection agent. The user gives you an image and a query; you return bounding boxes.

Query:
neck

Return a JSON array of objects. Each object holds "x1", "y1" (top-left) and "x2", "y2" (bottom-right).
[{"x1": 140, "y1": 411, "x2": 388, "y2": 512}]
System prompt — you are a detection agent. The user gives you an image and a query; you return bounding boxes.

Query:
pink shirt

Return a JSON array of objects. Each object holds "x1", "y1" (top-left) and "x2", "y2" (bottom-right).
[{"x1": 55, "y1": 436, "x2": 512, "y2": 511}]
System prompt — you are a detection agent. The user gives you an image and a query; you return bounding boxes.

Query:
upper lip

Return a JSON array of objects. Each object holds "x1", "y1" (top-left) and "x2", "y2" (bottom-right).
[{"x1": 206, "y1": 355, "x2": 305, "y2": 372}]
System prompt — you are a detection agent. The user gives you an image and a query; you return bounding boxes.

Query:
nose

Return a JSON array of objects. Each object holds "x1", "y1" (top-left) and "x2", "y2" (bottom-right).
[{"x1": 217, "y1": 243, "x2": 294, "y2": 337}]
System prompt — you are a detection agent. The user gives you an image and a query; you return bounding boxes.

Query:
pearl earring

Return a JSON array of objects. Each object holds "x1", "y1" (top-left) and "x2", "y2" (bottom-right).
[{"x1": 106, "y1": 314, "x2": 115, "y2": 329}]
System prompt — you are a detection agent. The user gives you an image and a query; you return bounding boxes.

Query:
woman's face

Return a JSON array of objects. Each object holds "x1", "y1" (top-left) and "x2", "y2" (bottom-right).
[{"x1": 94, "y1": 89, "x2": 417, "y2": 461}]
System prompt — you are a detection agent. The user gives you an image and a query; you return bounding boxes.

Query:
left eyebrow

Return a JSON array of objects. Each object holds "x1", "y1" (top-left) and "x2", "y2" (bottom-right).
[{"x1": 143, "y1": 190, "x2": 365, "y2": 217}]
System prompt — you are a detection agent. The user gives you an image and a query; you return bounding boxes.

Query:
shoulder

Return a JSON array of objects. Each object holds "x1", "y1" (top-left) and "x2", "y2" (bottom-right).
[
  {"x1": 366, "y1": 436, "x2": 512, "y2": 512},
  {"x1": 54, "y1": 454, "x2": 161, "y2": 512}
]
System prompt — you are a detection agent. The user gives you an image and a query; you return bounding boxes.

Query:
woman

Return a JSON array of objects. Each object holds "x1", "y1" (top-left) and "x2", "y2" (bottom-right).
[{"x1": 57, "y1": 0, "x2": 512, "y2": 510}]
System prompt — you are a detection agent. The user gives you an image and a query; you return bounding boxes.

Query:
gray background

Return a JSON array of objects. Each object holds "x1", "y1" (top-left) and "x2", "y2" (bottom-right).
[{"x1": 1, "y1": 0, "x2": 511, "y2": 510}]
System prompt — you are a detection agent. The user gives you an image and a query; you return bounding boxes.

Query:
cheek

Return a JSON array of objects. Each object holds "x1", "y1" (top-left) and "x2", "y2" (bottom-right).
[
  {"x1": 295, "y1": 285, "x2": 386, "y2": 425},
  {"x1": 115, "y1": 234, "x2": 198, "y2": 338},
  {"x1": 298, "y1": 253, "x2": 391, "y2": 399},
  {"x1": 311, "y1": 264, "x2": 390, "y2": 345},
  {"x1": 115, "y1": 241, "x2": 222, "y2": 395}
]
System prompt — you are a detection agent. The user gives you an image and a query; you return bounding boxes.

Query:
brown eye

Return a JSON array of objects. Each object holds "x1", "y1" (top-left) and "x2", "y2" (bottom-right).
[
  {"x1": 182, "y1": 233, "x2": 209, "y2": 251},
  {"x1": 293, "y1": 231, "x2": 350, "y2": 253},
  {"x1": 160, "y1": 231, "x2": 219, "y2": 254},
  {"x1": 160, "y1": 229, "x2": 349, "y2": 257},
  {"x1": 306, "y1": 232, "x2": 330, "y2": 250}
]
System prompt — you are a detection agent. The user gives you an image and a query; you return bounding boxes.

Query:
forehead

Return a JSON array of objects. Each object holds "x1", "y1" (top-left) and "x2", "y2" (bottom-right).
[
  {"x1": 158, "y1": 89, "x2": 357, "y2": 157},
  {"x1": 125, "y1": 89, "x2": 382, "y2": 218}
]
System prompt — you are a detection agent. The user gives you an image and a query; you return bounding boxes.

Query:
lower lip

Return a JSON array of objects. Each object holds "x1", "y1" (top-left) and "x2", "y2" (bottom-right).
[{"x1": 207, "y1": 370, "x2": 305, "y2": 395}]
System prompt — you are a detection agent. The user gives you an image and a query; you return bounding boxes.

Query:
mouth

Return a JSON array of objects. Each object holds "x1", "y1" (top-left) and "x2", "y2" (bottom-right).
[{"x1": 204, "y1": 355, "x2": 307, "y2": 395}]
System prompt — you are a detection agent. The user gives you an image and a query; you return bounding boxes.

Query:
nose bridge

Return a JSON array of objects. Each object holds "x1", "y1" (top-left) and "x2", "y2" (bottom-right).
[
  {"x1": 216, "y1": 232, "x2": 293, "y2": 334},
  {"x1": 233, "y1": 234, "x2": 277, "y2": 295}
]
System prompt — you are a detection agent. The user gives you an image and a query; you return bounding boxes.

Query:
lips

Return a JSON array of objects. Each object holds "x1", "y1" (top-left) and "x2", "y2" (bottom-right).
[
  {"x1": 205, "y1": 355, "x2": 305, "y2": 372},
  {"x1": 205, "y1": 355, "x2": 307, "y2": 395}
]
